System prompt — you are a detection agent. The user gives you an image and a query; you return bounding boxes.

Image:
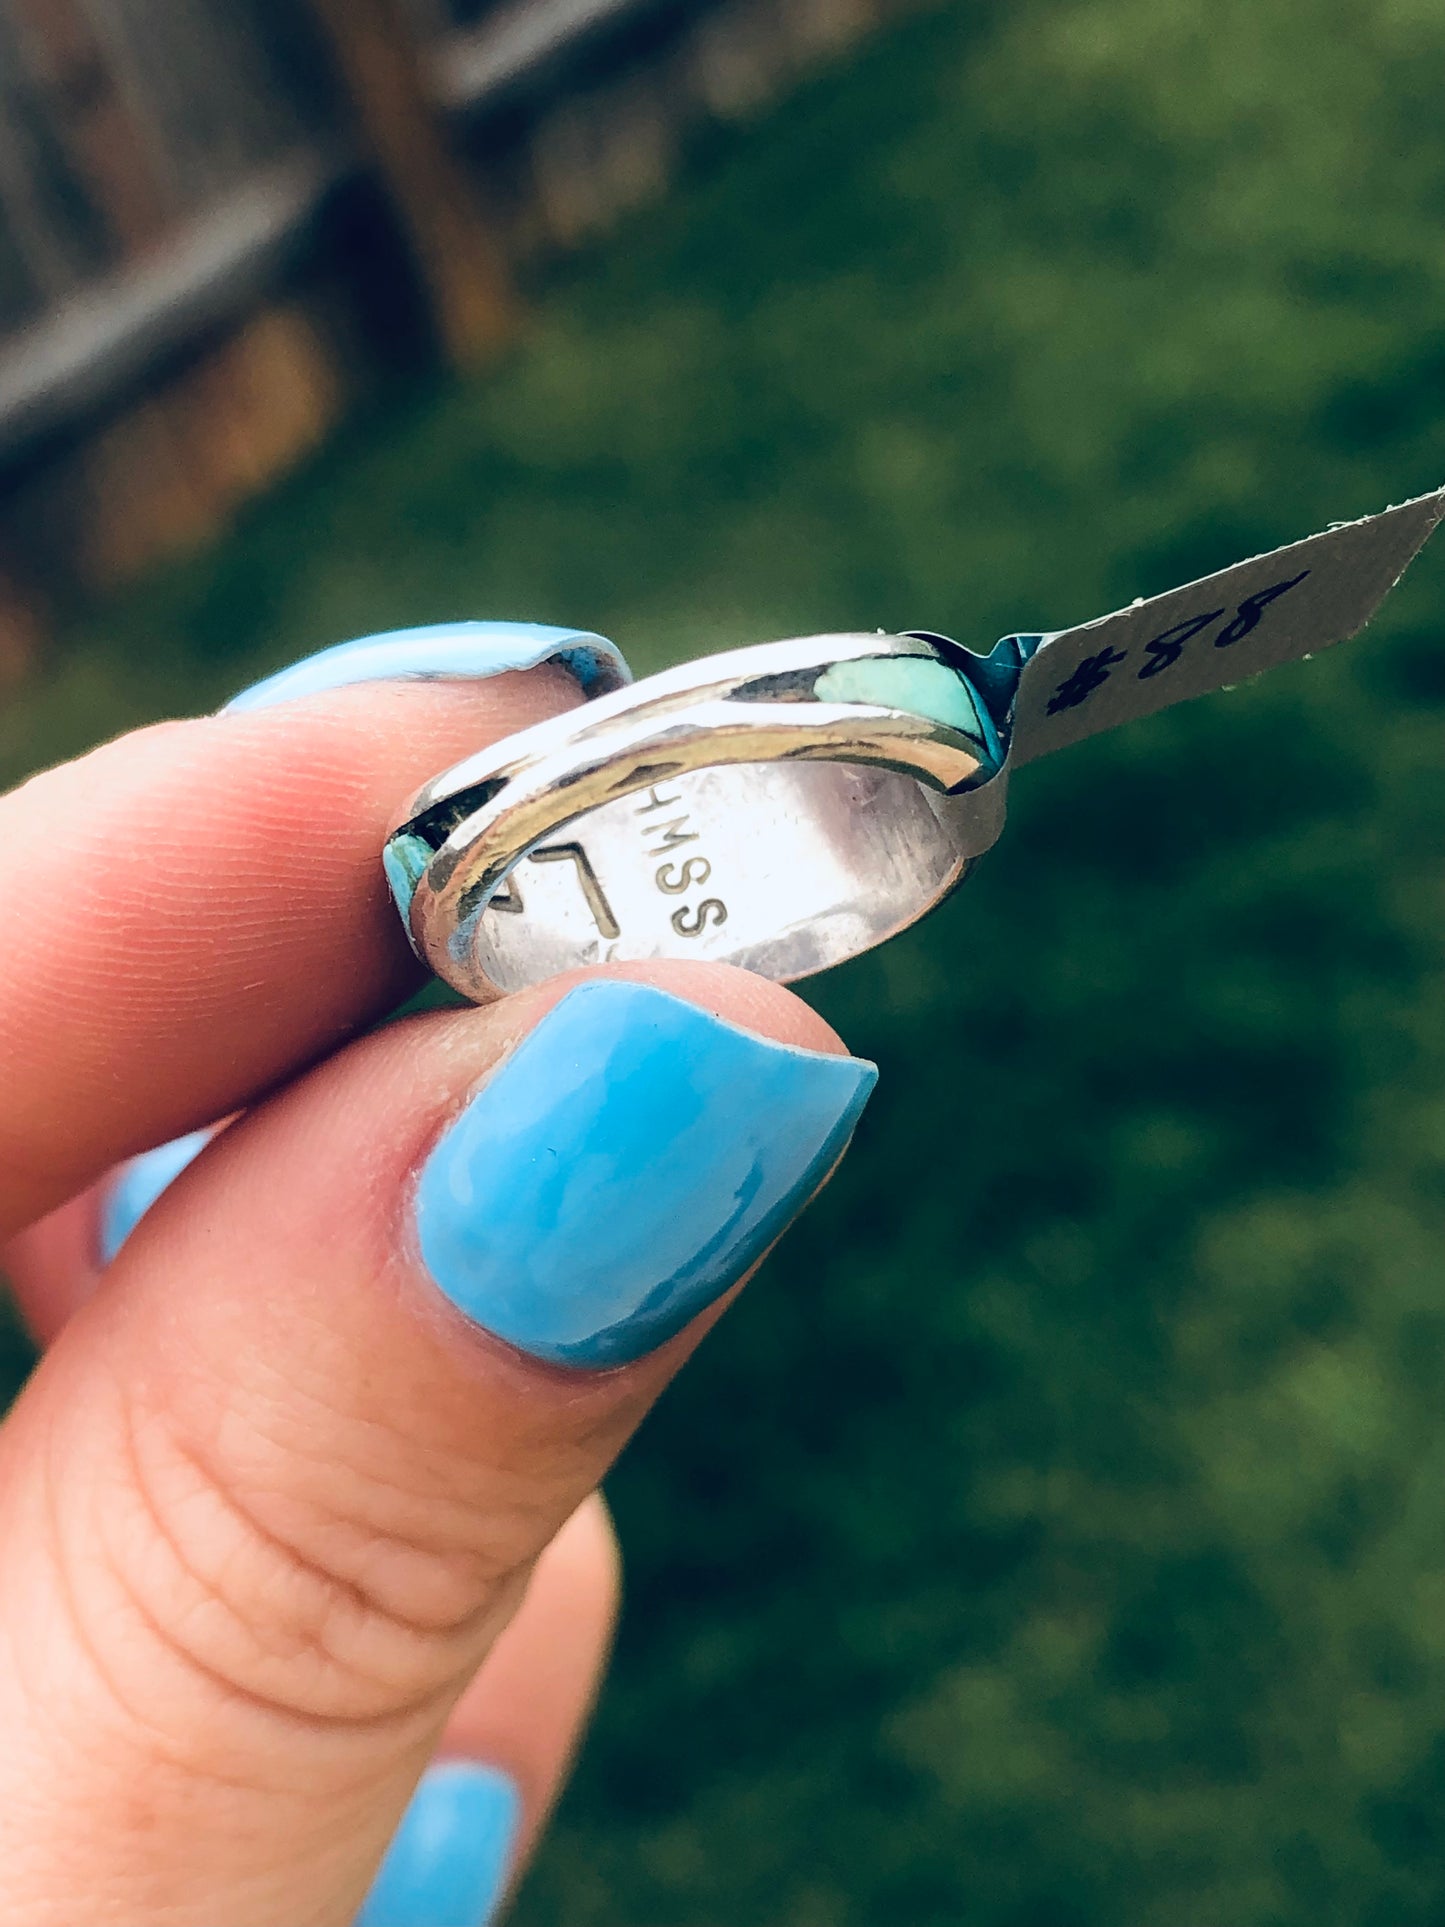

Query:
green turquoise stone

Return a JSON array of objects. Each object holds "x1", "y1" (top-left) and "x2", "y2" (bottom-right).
[
  {"x1": 383, "y1": 831, "x2": 434, "y2": 923},
  {"x1": 813, "y1": 656, "x2": 999, "y2": 764}
]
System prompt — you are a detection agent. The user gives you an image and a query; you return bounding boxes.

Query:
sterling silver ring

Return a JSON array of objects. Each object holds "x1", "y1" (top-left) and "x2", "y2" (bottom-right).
[
  {"x1": 385, "y1": 630, "x2": 1011, "y2": 1003},
  {"x1": 385, "y1": 488, "x2": 1445, "y2": 1006}
]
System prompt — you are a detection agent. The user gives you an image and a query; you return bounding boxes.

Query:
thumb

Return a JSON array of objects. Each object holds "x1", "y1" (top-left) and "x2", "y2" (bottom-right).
[{"x1": 0, "y1": 963, "x2": 873, "y2": 1926}]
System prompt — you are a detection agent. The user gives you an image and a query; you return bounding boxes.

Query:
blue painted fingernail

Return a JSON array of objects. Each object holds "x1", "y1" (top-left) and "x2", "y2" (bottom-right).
[
  {"x1": 224, "y1": 620, "x2": 630, "y2": 713},
  {"x1": 100, "y1": 1128, "x2": 214, "y2": 1264},
  {"x1": 357, "y1": 1762, "x2": 521, "y2": 1927},
  {"x1": 414, "y1": 980, "x2": 876, "y2": 1369}
]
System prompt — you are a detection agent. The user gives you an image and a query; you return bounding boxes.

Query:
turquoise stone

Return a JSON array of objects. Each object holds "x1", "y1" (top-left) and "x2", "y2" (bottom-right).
[
  {"x1": 382, "y1": 831, "x2": 434, "y2": 923},
  {"x1": 813, "y1": 655, "x2": 1002, "y2": 769}
]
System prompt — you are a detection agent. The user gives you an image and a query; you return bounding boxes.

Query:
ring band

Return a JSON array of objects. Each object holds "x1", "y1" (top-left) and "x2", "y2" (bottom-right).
[
  {"x1": 385, "y1": 488, "x2": 1445, "y2": 1006},
  {"x1": 385, "y1": 631, "x2": 1006, "y2": 1003}
]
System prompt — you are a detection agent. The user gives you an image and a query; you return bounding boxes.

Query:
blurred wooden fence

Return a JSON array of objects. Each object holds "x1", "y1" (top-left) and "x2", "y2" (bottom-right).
[
  {"x1": 0, "y1": 0, "x2": 898, "y2": 675},
  {"x1": 0, "y1": 1, "x2": 318, "y2": 325}
]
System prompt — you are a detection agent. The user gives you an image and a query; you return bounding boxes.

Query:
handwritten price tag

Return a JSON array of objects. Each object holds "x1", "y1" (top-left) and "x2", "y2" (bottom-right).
[{"x1": 1009, "y1": 488, "x2": 1445, "y2": 766}]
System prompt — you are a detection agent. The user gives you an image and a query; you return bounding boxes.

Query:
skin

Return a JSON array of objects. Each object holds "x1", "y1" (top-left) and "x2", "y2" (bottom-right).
[{"x1": 0, "y1": 668, "x2": 861, "y2": 1925}]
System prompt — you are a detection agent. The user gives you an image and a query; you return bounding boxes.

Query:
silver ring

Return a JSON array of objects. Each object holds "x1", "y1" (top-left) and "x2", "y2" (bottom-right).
[
  {"x1": 381, "y1": 487, "x2": 1445, "y2": 1005},
  {"x1": 385, "y1": 631, "x2": 1009, "y2": 1003}
]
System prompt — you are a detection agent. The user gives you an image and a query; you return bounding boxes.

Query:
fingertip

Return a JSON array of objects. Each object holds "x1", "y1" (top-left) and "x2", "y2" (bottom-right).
[
  {"x1": 0, "y1": 635, "x2": 629, "y2": 1239},
  {"x1": 412, "y1": 973, "x2": 876, "y2": 1369}
]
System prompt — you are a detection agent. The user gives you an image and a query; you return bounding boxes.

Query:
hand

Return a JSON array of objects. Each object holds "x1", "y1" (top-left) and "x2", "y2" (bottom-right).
[{"x1": 0, "y1": 627, "x2": 875, "y2": 1926}]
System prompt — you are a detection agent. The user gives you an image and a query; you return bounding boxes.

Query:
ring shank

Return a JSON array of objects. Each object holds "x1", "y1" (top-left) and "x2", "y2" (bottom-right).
[
  {"x1": 452, "y1": 758, "x2": 995, "y2": 997},
  {"x1": 396, "y1": 632, "x2": 1010, "y2": 1002}
]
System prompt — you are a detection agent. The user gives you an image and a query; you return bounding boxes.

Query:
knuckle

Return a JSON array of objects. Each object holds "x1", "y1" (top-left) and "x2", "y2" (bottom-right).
[{"x1": 68, "y1": 1380, "x2": 529, "y2": 1746}]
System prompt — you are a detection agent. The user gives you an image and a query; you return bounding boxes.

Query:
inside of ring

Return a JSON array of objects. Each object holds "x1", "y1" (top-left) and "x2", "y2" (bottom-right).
[{"x1": 461, "y1": 758, "x2": 976, "y2": 993}]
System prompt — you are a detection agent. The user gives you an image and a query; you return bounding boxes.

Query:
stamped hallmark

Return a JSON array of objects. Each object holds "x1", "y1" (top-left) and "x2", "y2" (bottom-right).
[{"x1": 636, "y1": 786, "x2": 729, "y2": 937}]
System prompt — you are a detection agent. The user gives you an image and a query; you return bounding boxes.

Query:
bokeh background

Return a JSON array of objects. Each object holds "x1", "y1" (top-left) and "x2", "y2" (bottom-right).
[{"x1": 6, "y1": 0, "x2": 1445, "y2": 1920}]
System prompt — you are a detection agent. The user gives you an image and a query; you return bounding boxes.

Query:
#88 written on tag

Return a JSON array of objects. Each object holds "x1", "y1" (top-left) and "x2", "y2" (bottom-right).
[{"x1": 1009, "y1": 488, "x2": 1445, "y2": 765}]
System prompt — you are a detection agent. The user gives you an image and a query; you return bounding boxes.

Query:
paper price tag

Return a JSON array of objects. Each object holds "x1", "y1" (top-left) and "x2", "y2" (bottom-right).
[{"x1": 1009, "y1": 487, "x2": 1445, "y2": 766}]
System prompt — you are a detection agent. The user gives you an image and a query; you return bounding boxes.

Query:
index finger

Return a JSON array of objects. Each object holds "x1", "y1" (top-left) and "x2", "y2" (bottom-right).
[{"x1": 0, "y1": 623, "x2": 627, "y2": 1238}]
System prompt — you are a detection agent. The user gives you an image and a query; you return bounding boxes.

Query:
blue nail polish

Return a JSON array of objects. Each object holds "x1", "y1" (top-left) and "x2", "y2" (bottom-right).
[
  {"x1": 224, "y1": 621, "x2": 630, "y2": 714},
  {"x1": 100, "y1": 1128, "x2": 214, "y2": 1264},
  {"x1": 414, "y1": 980, "x2": 876, "y2": 1368},
  {"x1": 357, "y1": 1762, "x2": 521, "y2": 1927}
]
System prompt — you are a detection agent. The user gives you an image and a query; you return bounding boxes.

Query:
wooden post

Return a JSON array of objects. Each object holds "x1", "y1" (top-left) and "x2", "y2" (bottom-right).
[
  {"x1": 302, "y1": 0, "x2": 516, "y2": 367},
  {"x1": 8, "y1": 0, "x2": 172, "y2": 256}
]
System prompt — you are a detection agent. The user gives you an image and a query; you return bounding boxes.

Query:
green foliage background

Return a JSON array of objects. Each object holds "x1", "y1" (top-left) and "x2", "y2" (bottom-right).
[{"x1": 8, "y1": 0, "x2": 1445, "y2": 1918}]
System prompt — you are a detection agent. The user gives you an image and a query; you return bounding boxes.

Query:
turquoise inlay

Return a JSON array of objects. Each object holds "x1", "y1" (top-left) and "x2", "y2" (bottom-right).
[
  {"x1": 383, "y1": 831, "x2": 434, "y2": 924},
  {"x1": 414, "y1": 980, "x2": 876, "y2": 1369},
  {"x1": 100, "y1": 1127, "x2": 215, "y2": 1264},
  {"x1": 813, "y1": 655, "x2": 1002, "y2": 771},
  {"x1": 356, "y1": 1762, "x2": 521, "y2": 1927},
  {"x1": 224, "y1": 621, "x2": 630, "y2": 713}
]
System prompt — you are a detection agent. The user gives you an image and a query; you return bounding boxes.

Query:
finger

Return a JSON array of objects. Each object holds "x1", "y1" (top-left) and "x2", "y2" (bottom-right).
[
  {"x1": 4, "y1": 1202, "x2": 624, "y2": 1927},
  {"x1": 444, "y1": 1491, "x2": 619, "y2": 1869},
  {"x1": 0, "y1": 1146, "x2": 621, "y2": 1865},
  {"x1": 8, "y1": 1111, "x2": 249, "y2": 1346},
  {"x1": 359, "y1": 1494, "x2": 620, "y2": 1927},
  {"x1": 4, "y1": 1188, "x2": 113, "y2": 1348},
  {"x1": 0, "y1": 961, "x2": 874, "y2": 1927},
  {"x1": 5, "y1": 1204, "x2": 621, "y2": 1921},
  {"x1": 7, "y1": 1141, "x2": 619, "y2": 1927},
  {"x1": 0, "y1": 622, "x2": 627, "y2": 1239},
  {"x1": 5, "y1": 1126, "x2": 229, "y2": 1348}
]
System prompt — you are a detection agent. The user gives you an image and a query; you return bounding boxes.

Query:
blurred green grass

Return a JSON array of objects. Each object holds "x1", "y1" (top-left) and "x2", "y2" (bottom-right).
[{"x1": 9, "y1": 0, "x2": 1445, "y2": 1919}]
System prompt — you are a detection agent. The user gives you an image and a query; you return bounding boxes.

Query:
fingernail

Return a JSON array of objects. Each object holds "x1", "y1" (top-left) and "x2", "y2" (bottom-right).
[
  {"x1": 357, "y1": 1762, "x2": 521, "y2": 1927},
  {"x1": 414, "y1": 980, "x2": 877, "y2": 1369},
  {"x1": 99, "y1": 1128, "x2": 214, "y2": 1264},
  {"x1": 224, "y1": 620, "x2": 630, "y2": 714}
]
